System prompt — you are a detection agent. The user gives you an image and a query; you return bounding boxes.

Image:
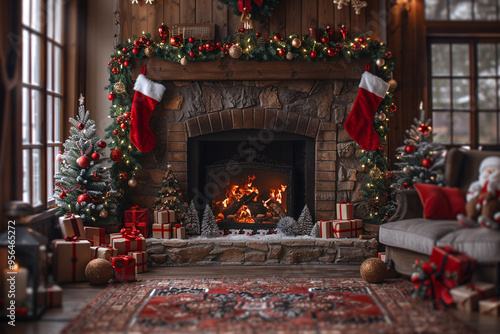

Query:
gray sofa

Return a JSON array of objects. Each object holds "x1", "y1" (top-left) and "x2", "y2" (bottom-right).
[{"x1": 380, "y1": 148, "x2": 500, "y2": 283}]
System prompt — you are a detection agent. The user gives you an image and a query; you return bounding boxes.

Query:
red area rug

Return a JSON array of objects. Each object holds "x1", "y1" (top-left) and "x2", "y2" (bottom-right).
[{"x1": 62, "y1": 278, "x2": 476, "y2": 334}]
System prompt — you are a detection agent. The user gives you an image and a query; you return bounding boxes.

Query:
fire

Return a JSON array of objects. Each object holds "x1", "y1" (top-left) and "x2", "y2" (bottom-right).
[{"x1": 270, "y1": 184, "x2": 287, "y2": 204}]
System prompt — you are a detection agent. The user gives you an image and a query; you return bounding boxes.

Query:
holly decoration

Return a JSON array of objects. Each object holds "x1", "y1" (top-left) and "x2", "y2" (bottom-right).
[{"x1": 218, "y1": 0, "x2": 281, "y2": 19}]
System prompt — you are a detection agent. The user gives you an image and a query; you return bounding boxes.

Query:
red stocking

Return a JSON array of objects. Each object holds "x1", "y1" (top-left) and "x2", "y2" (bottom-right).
[
  {"x1": 130, "y1": 71, "x2": 166, "y2": 152},
  {"x1": 345, "y1": 70, "x2": 390, "y2": 151}
]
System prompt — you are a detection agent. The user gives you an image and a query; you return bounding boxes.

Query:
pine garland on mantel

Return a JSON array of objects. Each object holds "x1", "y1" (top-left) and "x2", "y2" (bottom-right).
[{"x1": 105, "y1": 27, "x2": 396, "y2": 224}]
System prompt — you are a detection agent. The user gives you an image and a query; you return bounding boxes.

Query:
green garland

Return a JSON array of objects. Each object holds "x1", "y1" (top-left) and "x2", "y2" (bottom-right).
[
  {"x1": 218, "y1": 0, "x2": 280, "y2": 18},
  {"x1": 106, "y1": 28, "x2": 395, "y2": 224}
]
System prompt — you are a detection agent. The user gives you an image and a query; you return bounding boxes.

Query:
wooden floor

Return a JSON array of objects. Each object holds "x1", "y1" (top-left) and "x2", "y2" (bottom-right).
[{"x1": 1, "y1": 264, "x2": 500, "y2": 334}]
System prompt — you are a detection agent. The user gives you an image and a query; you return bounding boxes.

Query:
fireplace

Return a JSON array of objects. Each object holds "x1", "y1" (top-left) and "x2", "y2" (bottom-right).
[{"x1": 187, "y1": 129, "x2": 315, "y2": 231}]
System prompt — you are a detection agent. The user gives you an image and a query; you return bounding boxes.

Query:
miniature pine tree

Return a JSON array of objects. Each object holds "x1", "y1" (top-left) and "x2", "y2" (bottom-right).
[
  {"x1": 154, "y1": 165, "x2": 190, "y2": 226},
  {"x1": 296, "y1": 205, "x2": 314, "y2": 235},
  {"x1": 201, "y1": 205, "x2": 219, "y2": 237},
  {"x1": 310, "y1": 222, "x2": 319, "y2": 237},
  {"x1": 54, "y1": 95, "x2": 118, "y2": 226},
  {"x1": 186, "y1": 200, "x2": 201, "y2": 235},
  {"x1": 276, "y1": 216, "x2": 297, "y2": 236}
]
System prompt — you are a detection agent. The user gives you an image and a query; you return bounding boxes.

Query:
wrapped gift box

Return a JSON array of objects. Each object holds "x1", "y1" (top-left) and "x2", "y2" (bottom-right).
[
  {"x1": 450, "y1": 282, "x2": 496, "y2": 312},
  {"x1": 59, "y1": 214, "x2": 86, "y2": 239},
  {"x1": 429, "y1": 246, "x2": 477, "y2": 288},
  {"x1": 90, "y1": 246, "x2": 116, "y2": 262},
  {"x1": 332, "y1": 219, "x2": 362, "y2": 238},
  {"x1": 378, "y1": 252, "x2": 386, "y2": 262},
  {"x1": 111, "y1": 229, "x2": 145, "y2": 255},
  {"x1": 317, "y1": 221, "x2": 332, "y2": 239},
  {"x1": 128, "y1": 251, "x2": 147, "y2": 273},
  {"x1": 479, "y1": 297, "x2": 500, "y2": 317},
  {"x1": 154, "y1": 209, "x2": 176, "y2": 224},
  {"x1": 53, "y1": 238, "x2": 91, "y2": 283},
  {"x1": 173, "y1": 224, "x2": 186, "y2": 239},
  {"x1": 46, "y1": 284, "x2": 63, "y2": 307},
  {"x1": 336, "y1": 202, "x2": 353, "y2": 220},
  {"x1": 152, "y1": 223, "x2": 172, "y2": 239},
  {"x1": 84, "y1": 227, "x2": 106, "y2": 246},
  {"x1": 124, "y1": 206, "x2": 148, "y2": 225},
  {"x1": 109, "y1": 233, "x2": 123, "y2": 246},
  {"x1": 111, "y1": 255, "x2": 135, "y2": 282},
  {"x1": 126, "y1": 222, "x2": 148, "y2": 238}
]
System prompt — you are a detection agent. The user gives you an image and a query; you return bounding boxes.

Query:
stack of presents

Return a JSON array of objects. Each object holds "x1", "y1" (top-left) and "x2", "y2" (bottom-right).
[
  {"x1": 316, "y1": 202, "x2": 363, "y2": 239},
  {"x1": 411, "y1": 245, "x2": 500, "y2": 316}
]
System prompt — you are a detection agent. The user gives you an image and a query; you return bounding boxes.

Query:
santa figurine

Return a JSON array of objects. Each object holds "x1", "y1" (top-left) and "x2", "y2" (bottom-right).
[{"x1": 457, "y1": 156, "x2": 500, "y2": 229}]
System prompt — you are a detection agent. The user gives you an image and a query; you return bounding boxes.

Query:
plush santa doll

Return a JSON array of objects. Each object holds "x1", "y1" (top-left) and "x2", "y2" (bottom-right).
[{"x1": 457, "y1": 156, "x2": 500, "y2": 229}]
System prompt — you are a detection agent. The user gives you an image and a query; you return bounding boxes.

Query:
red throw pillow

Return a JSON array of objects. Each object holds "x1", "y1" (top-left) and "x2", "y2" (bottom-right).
[{"x1": 414, "y1": 183, "x2": 466, "y2": 220}]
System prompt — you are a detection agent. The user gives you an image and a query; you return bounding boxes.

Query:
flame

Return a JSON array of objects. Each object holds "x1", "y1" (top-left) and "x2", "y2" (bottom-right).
[
  {"x1": 270, "y1": 184, "x2": 287, "y2": 204},
  {"x1": 13, "y1": 263, "x2": 19, "y2": 271},
  {"x1": 235, "y1": 205, "x2": 255, "y2": 223}
]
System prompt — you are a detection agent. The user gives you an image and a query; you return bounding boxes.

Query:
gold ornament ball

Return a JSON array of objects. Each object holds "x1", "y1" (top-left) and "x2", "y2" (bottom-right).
[
  {"x1": 114, "y1": 81, "x2": 125, "y2": 94},
  {"x1": 180, "y1": 57, "x2": 188, "y2": 66},
  {"x1": 377, "y1": 113, "x2": 387, "y2": 121},
  {"x1": 291, "y1": 38, "x2": 302, "y2": 48},
  {"x1": 99, "y1": 209, "x2": 108, "y2": 218},
  {"x1": 360, "y1": 258, "x2": 387, "y2": 284},
  {"x1": 388, "y1": 79, "x2": 398, "y2": 90},
  {"x1": 286, "y1": 52, "x2": 294, "y2": 60},
  {"x1": 229, "y1": 44, "x2": 243, "y2": 59},
  {"x1": 257, "y1": 36, "x2": 267, "y2": 46},
  {"x1": 403, "y1": 166, "x2": 411, "y2": 174},
  {"x1": 145, "y1": 46, "x2": 155, "y2": 57},
  {"x1": 369, "y1": 167, "x2": 383, "y2": 179},
  {"x1": 376, "y1": 58, "x2": 385, "y2": 67},
  {"x1": 85, "y1": 259, "x2": 114, "y2": 285},
  {"x1": 128, "y1": 177, "x2": 138, "y2": 187}
]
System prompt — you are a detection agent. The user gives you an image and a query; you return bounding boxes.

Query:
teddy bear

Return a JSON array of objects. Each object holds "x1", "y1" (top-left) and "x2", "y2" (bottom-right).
[{"x1": 457, "y1": 156, "x2": 500, "y2": 230}]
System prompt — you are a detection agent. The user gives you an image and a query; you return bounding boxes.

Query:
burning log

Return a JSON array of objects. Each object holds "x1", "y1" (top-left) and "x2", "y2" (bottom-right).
[
  {"x1": 222, "y1": 191, "x2": 259, "y2": 216},
  {"x1": 267, "y1": 199, "x2": 286, "y2": 218}
]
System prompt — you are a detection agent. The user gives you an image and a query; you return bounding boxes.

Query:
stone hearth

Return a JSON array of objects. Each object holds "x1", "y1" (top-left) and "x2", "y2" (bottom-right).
[{"x1": 146, "y1": 237, "x2": 378, "y2": 266}]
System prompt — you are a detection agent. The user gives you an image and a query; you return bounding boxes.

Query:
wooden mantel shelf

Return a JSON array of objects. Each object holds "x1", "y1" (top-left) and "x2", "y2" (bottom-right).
[{"x1": 131, "y1": 57, "x2": 366, "y2": 81}]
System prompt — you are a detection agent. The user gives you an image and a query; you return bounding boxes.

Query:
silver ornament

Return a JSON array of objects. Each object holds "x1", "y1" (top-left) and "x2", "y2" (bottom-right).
[
  {"x1": 286, "y1": 52, "x2": 294, "y2": 60},
  {"x1": 180, "y1": 57, "x2": 188, "y2": 66},
  {"x1": 376, "y1": 58, "x2": 385, "y2": 67},
  {"x1": 128, "y1": 177, "x2": 138, "y2": 187}
]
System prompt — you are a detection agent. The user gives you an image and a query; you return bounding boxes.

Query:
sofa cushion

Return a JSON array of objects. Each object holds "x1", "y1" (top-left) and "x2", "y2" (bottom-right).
[
  {"x1": 413, "y1": 184, "x2": 466, "y2": 219},
  {"x1": 437, "y1": 228, "x2": 500, "y2": 263},
  {"x1": 379, "y1": 219, "x2": 462, "y2": 255}
]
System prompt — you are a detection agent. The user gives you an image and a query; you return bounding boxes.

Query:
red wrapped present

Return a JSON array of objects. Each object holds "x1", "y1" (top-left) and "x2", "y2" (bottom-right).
[
  {"x1": 429, "y1": 246, "x2": 477, "y2": 288},
  {"x1": 173, "y1": 224, "x2": 186, "y2": 239},
  {"x1": 336, "y1": 202, "x2": 353, "y2": 220},
  {"x1": 84, "y1": 227, "x2": 106, "y2": 246},
  {"x1": 46, "y1": 284, "x2": 63, "y2": 307},
  {"x1": 317, "y1": 221, "x2": 332, "y2": 239},
  {"x1": 332, "y1": 219, "x2": 362, "y2": 238},
  {"x1": 152, "y1": 223, "x2": 171, "y2": 239},
  {"x1": 111, "y1": 255, "x2": 135, "y2": 282},
  {"x1": 479, "y1": 297, "x2": 500, "y2": 317},
  {"x1": 154, "y1": 209, "x2": 176, "y2": 224},
  {"x1": 450, "y1": 282, "x2": 496, "y2": 312},
  {"x1": 111, "y1": 228, "x2": 145, "y2": 255},
  {"x1": 128, "y1": 251, "x2": 147, "y2": 273},
  {"x1": 124, "y1": 221, "x2": 148, "y2": 238},
  {"x1": 90, "y1": 246, "x2": 116, "y2": 261},
  {"x1": 59, "y1": 214, "x2": 86, "y2": 239},
  {"x1": 53, "y1": 236, "x2": 91, "y2": 283},
  {"x1": 124, "y1": 205, "x2": 148, "y2": 225}
]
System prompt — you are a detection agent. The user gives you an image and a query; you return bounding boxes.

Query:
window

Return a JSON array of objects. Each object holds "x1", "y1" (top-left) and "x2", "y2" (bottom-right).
[
  {"x1": 425, "y1": 0, "x2": 500, "y2": 21},
  {"x1": 22, "y1": 0, "x2": 64, "y2": 209}
]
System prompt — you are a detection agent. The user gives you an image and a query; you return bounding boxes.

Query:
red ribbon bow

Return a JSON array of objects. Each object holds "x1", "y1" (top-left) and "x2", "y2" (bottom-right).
[
  {"x1": 238, "y1": 0, "x2": 263, "y2": 13},
  {"x1": 64, "y1": 213, "x2": 76, "y2": 219},
  {"x1": 120, "y1": 228, "x2": 141, "y2": 240},
  {"x1": 64, "y1": 235, "x2": 79, "y2": 242},
  {"x1": 175, "y1": 224, "x2": 183, "y2": 228},
  {"x1": 339, "y1": 201, "x2": 349, "y2": 204},
  {"x1": 130, "y1": 205, "x2": 141, "y2": 210}
]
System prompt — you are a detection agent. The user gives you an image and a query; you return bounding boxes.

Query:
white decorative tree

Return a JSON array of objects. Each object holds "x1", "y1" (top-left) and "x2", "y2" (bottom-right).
[
  {"x1": 276, "y1": 216, "x2": 297, "y2": 236},
  {"x1": 310, "y1": 223, "x2": 319, "y2": 237},
  {"x1": 201, "y1": 205, "x2": 219, "y2": 238},
  {"x1": 296, "y1": 205, "x2": 314, "y2": 235}
]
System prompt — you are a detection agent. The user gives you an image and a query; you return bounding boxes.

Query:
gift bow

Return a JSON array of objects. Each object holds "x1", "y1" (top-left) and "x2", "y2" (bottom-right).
[
  {"x1": 64, "y1": 213, "x2": 76, "y2": 219},
  {"x1": 130, "y1": 205, "x2": 141, "y2": 210},
  {"x1": 339, "y1": 201, "x2": 349, "y2": 204},
  {"x1": 238, "y1": 0, "x2": 263, "y2": 13},
  {"x1": 175, "y1": 224, "x2": 183, "y2": 228},
  {"x1": 64, "y1": 235, "x2": 79, "y2": 242},
  {"x1": 120, "y1": 228, "x2": 142, "y2": 240}
]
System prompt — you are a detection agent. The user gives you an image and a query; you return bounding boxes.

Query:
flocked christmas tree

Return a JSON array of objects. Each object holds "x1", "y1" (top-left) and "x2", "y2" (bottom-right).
[
  {"x1": 53, "y1": 95, "x2": 118, "y2": 226},
  {"x1": 296, "y1": 205, "x2": 314, "y2": 236},
  {"x1": 154, "y1": 165, "x2": 190, "y2": 226},
  {"x1": 186, "y1": 200, "x2": 201, "y2": 235},
  {"x1": 201, "y1": 205, "x2": 219, "y2": 237}
]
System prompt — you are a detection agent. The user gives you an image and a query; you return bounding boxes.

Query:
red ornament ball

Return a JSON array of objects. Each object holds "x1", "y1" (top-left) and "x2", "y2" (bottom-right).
[
  {"x1": 310, "y1": 51, "x2": 317, "y2": 58},
  {"x1": 170, "y1": 35, "x2": 182, "y2": 47},
  {"x1": 120, "y1": 123, "x2": 127, "y2": 130},
  {"x1": 390, "y1": 104, "x2": 397, "y2": 112},
  {"x1": 238, "y1": 28, "x2": 245, "y2": 33},
  {"x1": 321, "y1": 36, "x2": 329, "y2": 43},
  {"x1": 274, "y1": 33, "x2": 283, "y2": 41},
  {"x1": 98, "y1": 141, "x2": 107, "y2": 148},
  {"x1": 422, "y1": 158, "x2": 433, "y2": 168},
  {"x1": 278, "y1": 48, "x2": 285, "y2": 56},
  {"x1": 110, "y1": 148, "x2": 123, "y2": 162},
  {"x1": 327, "y1": 47, "x2": 338, "y2": 57},
  {"x1": 108, "y1": 93, "x2": 115, "y2": 101},
  {"x1": 188, "y1": 37, "x2": 195, "y2": 43},
  {"x1": 352, "y1": 42, "x2": 361, "y2": 50},
  {"x1": 133, "y1": 39, "x2": 141, "y2": 47},
  {"x1": 121, "y1": 172, "x2": 128, "y2": 180},
  {"x1": 198, "y1": 45, "x2": 205, "y2": 51},
  {"x1": 122, "y1": 47, "x2": 127, "y2": 53},
  {"x1": 189, "y1": 51, "x2": 196, "y2": 57},
  {"x1": 205, "y1": 41, "x2": 215, "y2": 52},
  {"x1": 123, "y1": 60, "x2": 130, "y2": 67},
  {"x1": 132, "y1": 47, "x2": 139, "y2": 54},
  {"x1": 91, "y1": 152, "x2": 100, "y2": 161},
  {"x1": 78, "y1": 122, "x2": 84, "y2": 130},
  {"x1": 123, "y1": 112, "x2": 130, "y2": 118},
  {"x1": 77, "y1": 193, "x2": 90, "y2": 204},
  {"x1": 113, "y1": 129, "x2": 119, "y2": 136},
  {"x1": 77, "y1": 155, "x2": 91, "y2": 168},
  {"x1": 158, "y1": 24, "x2": 170, "y2": 43},
  {"x1": 405, "y1": 145, "x2": 416, "y2": 153},
  {"x1": 385, "y1": 171, "x2": 393, "y2": 179},
  {"x1": 419, "y1": 125, "x2": 431, "y2": 135}
]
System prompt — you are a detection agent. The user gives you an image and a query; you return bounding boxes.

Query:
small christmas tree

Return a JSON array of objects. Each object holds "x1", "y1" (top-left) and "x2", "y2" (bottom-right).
[
  {"x1": 296, "y1": 205, "x2": 314, "y2": 235},
  {"x1": 276, "y1": 216, "x2": 297, "y2": 236},
  {"x1": 201, "y1": 205, "x2": 219, "y2": 238},
  {"x1": 186, "y1": 200, "x2": 201, "y2": 235},
  {"x1": 310, "y1": 223, "x2": 319, "y2": 237},
  {"x1": 154, "y1": 165, "x2": 190, "y2": 226},
  {"x1": 54, "y1": 95, "x2": 118, "y2": 226}
]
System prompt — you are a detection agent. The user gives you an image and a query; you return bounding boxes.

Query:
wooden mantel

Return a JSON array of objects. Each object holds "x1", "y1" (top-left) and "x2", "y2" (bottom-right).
[{"x1": 131, "y1": 58, "x2": 366, "y2": 81}]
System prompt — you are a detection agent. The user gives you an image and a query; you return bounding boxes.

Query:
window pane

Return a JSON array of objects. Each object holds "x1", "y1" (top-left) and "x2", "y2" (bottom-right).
[
  {"x1": 32, "y1": 149, "x2": 41, "y2": 206},
  {"x1": 47, "y1": 42, "x2": 53, "y2": 91},
  {"x1": 433, "y1": 112, "x2": 451, "y2": 144},
  {"x1": 452, "y1": 44, "x2": 469, "y2": 76},
  {"x1": 453, "y1": 111, "x2": 470, "y2": 143},
  {"x1": 47, "y1": 0, "x2": 54, "y2": 39},
  {"x1": 450, "y1": 0, "x2": 473, "y2": 20},
  {"x1": 47, "y1": 95, "x2": 53, "y2": 142},
  {"x1": 31, "y1": 34, "x2": 41, "y2": 86},
  {"x1": 23, "y1": 150, "x2": 31, "y2": 203},
  {"x1": 452, "y1": 78, "x2": 470, "y2": 109},
  {"x1": 54, "y1": 97, "x2": 61, "y2": 142},
  {"x1": 31, "y1": 0, "x2": 42, "y2": 32},
  {"x1": 478, "y1": 78, "x2": 497, "y2": 110},
  {"x1": 479, "y1": 112, "x2": 498, "y2": 144},
  {"x1": 22, "y1": 88, "x2": 30, "y2": 144},
  {"x1": 31, "y1": 90, "x2": 42, "y2": 144},
  {"x1": 23, "y1": 0, "x2": 31, "y2": 26},
  {"x1": 432, "y1": 44, "x2": 450, "y2": 76},
  {"x1": 47, "y1": 147, "x2": 53, "y2": 200},
  {"x1": 425, "y1": 0, "x2": 448, "y2": 20},
  {"x1": 478, "y1": 44, "x2": 497, "y2": 76},
  {"x1": 474, "y1": 0, "x2": 498, "y2": 20},
  {"x1": 55, "y1": 0, "x2": 63, "y2": 43},
  {"x1": 498, "y1": 44, "x2": 500, "y2": 76},
  {"x1": 432, "y1": 79, "x2": 451, "y2": 108},
  {"x1": 22, "y1": 30, "x2": 30, "y2": 84},
  {"x1": 54, "y1": 46, "x2": 62, "y2": 93}
]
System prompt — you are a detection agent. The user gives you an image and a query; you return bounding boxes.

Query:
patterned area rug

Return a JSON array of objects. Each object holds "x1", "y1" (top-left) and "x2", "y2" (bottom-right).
[{"x1": 62, "y1": 278, "x2": 476, "y2": 334}]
